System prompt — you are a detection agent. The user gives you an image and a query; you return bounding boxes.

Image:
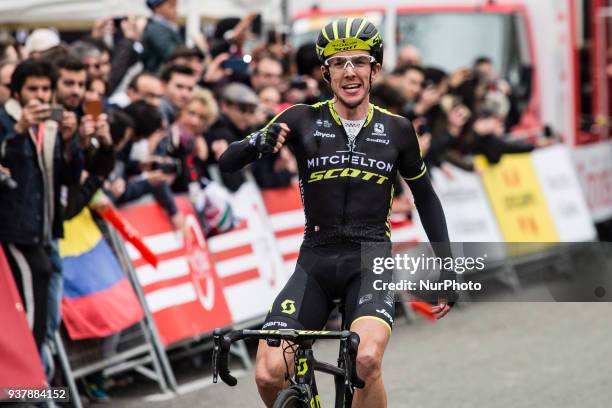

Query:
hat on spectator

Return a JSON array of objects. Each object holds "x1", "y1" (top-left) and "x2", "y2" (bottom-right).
[
  {"x1": 222, "y1": 82, "x2": 259, "y2": 106},
  {"x1": 146, "y1": 0, "x2": 168, "y2": 10},
  {"x1": 24, "y1": 29, "x2": 60, "y2": 54}
]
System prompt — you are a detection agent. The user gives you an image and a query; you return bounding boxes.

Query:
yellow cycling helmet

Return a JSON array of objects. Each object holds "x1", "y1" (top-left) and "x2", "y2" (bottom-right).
[{"x1": 316, "y1": 17, "x2": 383, "y2": 65}]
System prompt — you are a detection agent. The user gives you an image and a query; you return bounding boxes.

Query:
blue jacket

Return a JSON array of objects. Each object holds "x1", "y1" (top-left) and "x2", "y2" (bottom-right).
[
  {"x1": 0, "y1": 103, "x2": 83, "y2": 245},
  {"x1": 142, "y1": 16, "x2": 181, "y2": 73}
]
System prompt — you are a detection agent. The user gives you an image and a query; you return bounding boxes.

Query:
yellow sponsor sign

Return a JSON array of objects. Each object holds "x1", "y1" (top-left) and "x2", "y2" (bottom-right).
[{"x1": 476, "y1": 154, "x2": 559, "y2": 244}]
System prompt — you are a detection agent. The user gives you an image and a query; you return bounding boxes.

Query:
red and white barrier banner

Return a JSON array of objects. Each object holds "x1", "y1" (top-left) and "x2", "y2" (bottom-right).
[
  {"x1": 261, "y1": 183, "x2": 305, "y2": 275},
  {"x1": 0, "y1": 247, "x2": 46, "y2": 391},
  {"x1": 532, "y1": 145, "x2": 597, "y2": 241},
  {"x1": 572, "y1": 141, "x2": 612, "y2": 223},
  {"x1": 120, "y1": 198, "x2": 232, "y2": 346},
  {"x1": 208, "y1": 182, "x2": 288, "y2": 324}
]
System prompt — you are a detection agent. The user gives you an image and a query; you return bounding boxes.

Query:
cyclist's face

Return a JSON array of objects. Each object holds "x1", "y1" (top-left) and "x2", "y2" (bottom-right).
[{"x1": 323, "y1": 50, "x2": 380, "y2": 109}]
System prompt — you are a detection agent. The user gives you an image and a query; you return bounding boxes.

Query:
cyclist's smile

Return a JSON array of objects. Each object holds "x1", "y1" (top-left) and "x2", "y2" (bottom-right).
[{"x1": 341, "y1": 82, "x2": 363, "y2": 96}]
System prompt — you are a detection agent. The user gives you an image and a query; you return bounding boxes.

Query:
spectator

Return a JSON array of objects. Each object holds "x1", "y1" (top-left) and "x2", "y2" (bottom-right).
[
  {"x1": 54, "y1": 56, "x2": 87, "y2": 113},
  {"x1": 87, "y1": 38, "x2": 112, "y2": 83},
  {"x1": 469, "y1": 111, "x2": 534, "y2": 164},
  {"x1": 209, "y1": 14, "x2": 257, "y2": 57},
  {"x1": 106, "y1": 15, "x2": 147, "y2": 96},
  {"x1": 207, "y1": 82, "x2": 259, "y2": 191},
  {"x1": 110, "y1": 72, "x2": 164, "y2": 109},
  {"x1": 424, "y1": 95, "x2": 473, "y2": 173},
  {"x1": 113, "y1": 100, "x2": 184, "y2": 230},
  {"x1": 261, "y1": 29, "x2": 292, "y2": 72},
  {"x1": 85, "y1": 76, "x2": 107, "y2": 103},
  {"x1": 0, "y1": 37, "x2": 19, "y2": 63},
  {"x1": 0, "y1": 59, "x2": 83, "y2": 352},
  {"x1": 473, "y1": 56, "x2": 519, "y2": 128},
  {"x1": 409, "y1": 67, "x2": 448, "y2": 136},
  {"x1": 168, "y1": 46, "x2": 206, "y2": 82},
  {"x1": 69, "y1": 40, "x2": 102, "y2": 80},
  {"x1": 295, "y1": 43, "x2": 324, "y2": 85},
  {"x1": 142, "y1": 0, "x2": 181, "y2": 73},
  {"x1": 257, "y1": 85, "x2": 281, "y2": 123},
  {"x1": 23, "y1": 28, "x2": 61, "y2": 59},
  {"x1": 250, "y1": 56, "x2": 283, "y2": 92},
  {"x1": 0, "y1": 62, "x2": 15, "y2": 105},
  {"x1": 397, "y1": 44, "x2": 423, "y2": 66},
  {"x1": 388, "y1": 63, "x2": 425, "y2": 114},
  {"x1": 284, "y1": 76, "x2": 319, "y2": 106},
  {"x1": 159, "y1": 64, "x2": 196, "y2": 125},
  {"x1": 168, "y1": 87, "x2": 217, "y2": 191}
]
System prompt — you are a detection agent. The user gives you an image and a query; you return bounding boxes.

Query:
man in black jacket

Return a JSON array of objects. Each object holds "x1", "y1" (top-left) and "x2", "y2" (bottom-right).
[
  {"x1": 0, "y1": 59, "x2": 83, "y2": 351},
  {"x1": 207, "y1": 82, "x2": 259, "y2": 191}
]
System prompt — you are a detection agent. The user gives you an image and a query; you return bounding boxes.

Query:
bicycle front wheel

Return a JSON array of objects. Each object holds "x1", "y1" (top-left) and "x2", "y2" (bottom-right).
[{"x1": 273, "y1": 387, "x2": 305, "y2": 408}]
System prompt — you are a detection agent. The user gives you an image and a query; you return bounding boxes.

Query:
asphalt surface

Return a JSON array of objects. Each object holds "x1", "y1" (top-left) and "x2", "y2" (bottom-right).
[{"x1": 101, "y1": 284, "x2": 612, "y2": 408}]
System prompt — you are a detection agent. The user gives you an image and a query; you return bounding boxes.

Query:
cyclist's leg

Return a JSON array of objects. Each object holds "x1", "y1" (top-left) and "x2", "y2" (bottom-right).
[
  {"x1": 342, "y1": 244, "x2": 394, "y2": 408},
  {"x1": 256, "y1": 247, "x2": 333, "y2": 407},
  {"x1": 350, "y1": 318, "x2": 391, "y2": 408}
]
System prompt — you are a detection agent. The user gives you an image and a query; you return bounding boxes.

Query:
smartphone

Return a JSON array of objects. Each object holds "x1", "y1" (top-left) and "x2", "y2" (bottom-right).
[
  {"x1": 222, "y1": 56, "x2": 249, "y2": 74},
  {"x1": 84, "y1": 99, "x2": 103, "y2": 120},
  {"x1": 49, "y1": 105, "x2": 64, "y2": 122},
  {"x1": 251, "y1": 14, "x2": 262, "y2": 36}
]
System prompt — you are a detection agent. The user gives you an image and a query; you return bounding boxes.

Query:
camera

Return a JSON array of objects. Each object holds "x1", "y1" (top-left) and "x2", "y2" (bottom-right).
[
  {"x1": 49, "y1": 105, "x2": 64, "y2": 122},
  {"x1": 0, "y1": 172, "x2": 18, "y2": 190},
  {"x1": 152, "y1": 159, "x2": 181, "y2": 174}
]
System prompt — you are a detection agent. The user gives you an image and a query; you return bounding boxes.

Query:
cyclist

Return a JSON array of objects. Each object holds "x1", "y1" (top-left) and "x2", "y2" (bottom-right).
[{"x1": 219, "y1": 17, "x2": 453, "y2": 408}]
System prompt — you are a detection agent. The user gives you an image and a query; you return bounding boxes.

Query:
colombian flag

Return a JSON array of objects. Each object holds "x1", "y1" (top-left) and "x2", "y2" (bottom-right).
[{"x1": 60, "y1": 208, "x2": 143, "y2": 339}]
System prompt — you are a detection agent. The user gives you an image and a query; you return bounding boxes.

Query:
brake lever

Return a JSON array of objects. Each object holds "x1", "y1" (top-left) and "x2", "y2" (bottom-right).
[
  {"x1": 347, "y1": 333, "x2": 365, "y2": 389},
  {"x1": 212, "y1": 331, "x2": 221, "y2": 383}
]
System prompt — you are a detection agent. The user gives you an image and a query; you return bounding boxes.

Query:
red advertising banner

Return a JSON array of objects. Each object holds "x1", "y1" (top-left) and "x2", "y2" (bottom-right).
[
  {"x1": 119, "y1": 198, "x2": 232, "y2": 346},
  {"x1": 0, "y1": 247, "x2": 46, "y2": 392}
]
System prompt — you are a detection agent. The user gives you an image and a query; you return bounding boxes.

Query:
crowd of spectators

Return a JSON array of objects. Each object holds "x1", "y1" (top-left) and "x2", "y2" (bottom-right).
[{"x1": 0, "y1": 0, "x2": 554, "y2": 401}]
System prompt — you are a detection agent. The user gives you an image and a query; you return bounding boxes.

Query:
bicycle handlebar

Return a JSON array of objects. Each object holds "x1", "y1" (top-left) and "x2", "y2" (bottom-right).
[{"x1": 212, "y1": 328, "x2": 365, "y2": 388}]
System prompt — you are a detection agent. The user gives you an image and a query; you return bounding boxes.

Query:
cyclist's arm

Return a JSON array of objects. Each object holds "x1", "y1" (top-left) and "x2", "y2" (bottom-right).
[
  {"x1": 398, "y1": 120, "x2": 459, "y2": 305},
  {"x1": 217, "y1": 131, "x2": 261, "y2": 173},
  {"x1": 397, "y1": 119, "x2": 451, "y2": 257},
  {"x1": 218, "y1": 105, "x2": 301, "y2": 173}
]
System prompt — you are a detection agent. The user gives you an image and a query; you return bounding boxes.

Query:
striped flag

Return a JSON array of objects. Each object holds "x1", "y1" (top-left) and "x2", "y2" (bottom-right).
[{"x1": 60, "y1": 208, "x2": 144, "y2": 340}]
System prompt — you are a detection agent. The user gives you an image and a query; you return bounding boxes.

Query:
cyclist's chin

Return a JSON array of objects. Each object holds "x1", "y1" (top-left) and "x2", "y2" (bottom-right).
[{"x1": 337, "y1": 90, "x2": 368, "y2": 109}]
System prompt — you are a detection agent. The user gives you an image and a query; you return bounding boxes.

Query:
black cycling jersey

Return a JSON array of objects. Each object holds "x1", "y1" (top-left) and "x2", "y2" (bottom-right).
[{"x1": 220, "y1": 99, "x2": 444, "y2": 246}]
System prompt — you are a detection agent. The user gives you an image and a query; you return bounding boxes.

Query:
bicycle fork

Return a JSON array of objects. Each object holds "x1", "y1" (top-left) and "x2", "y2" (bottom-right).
[{"x1": 294, "y1": 347, "x2": 322, "y2": 408}]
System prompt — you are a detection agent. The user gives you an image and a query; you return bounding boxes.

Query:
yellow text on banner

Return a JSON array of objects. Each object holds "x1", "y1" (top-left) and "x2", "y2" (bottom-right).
[{"x1": 475, "y1": 154, "x2": 559, "y2": 244}]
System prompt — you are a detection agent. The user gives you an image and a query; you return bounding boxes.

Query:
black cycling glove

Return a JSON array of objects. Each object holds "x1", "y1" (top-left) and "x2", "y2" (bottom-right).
[{"x1": 248, "y1": 123, "x2": 282, "y2": 155}]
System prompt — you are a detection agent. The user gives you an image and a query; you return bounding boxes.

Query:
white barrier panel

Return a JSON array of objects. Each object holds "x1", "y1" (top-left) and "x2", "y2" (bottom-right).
[
  {"x1": 207, "y1": 182, "x2": 288, "y2": 324},
  {"x1": 572, "y1": 141, "x2": 612, "y2": 223},
  {"x1": 431, "y1": 166, "x2": 504, "y2": 242},
  {"x1": 532, "y1": 145, "x2": 597, "y2": 241}
]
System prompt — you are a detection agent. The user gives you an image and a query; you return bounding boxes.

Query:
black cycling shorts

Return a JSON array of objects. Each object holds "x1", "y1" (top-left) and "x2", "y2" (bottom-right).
[{"x1": 263, "y1": 242, "x2": 395, "y2": 334}]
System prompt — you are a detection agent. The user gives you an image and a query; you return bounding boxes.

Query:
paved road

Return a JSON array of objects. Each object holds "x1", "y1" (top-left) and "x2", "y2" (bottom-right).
[{"x1": 106, "y1": 285, "x2": 612, "y2": 408}]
